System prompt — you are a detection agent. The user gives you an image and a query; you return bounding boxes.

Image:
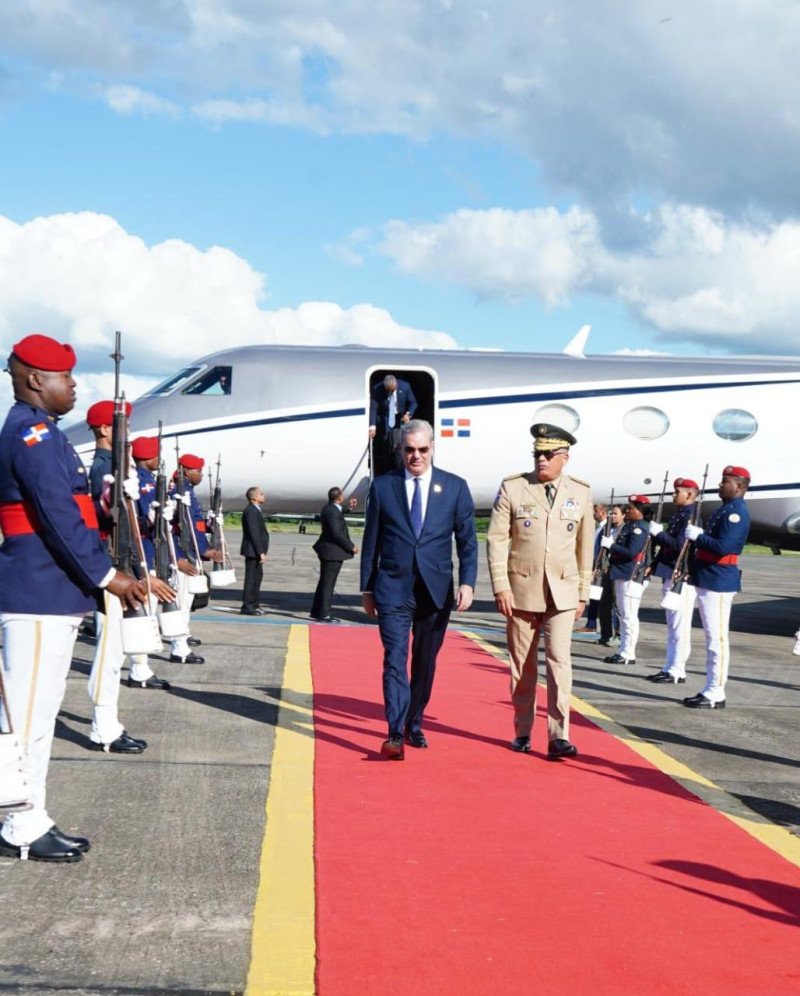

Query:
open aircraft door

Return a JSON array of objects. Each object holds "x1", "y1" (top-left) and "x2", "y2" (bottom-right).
[{"x1": 366, "y1": 366, "x2": 438, "y2": 483}]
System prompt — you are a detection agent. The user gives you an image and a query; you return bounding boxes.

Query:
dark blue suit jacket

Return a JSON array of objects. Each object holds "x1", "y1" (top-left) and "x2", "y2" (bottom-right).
[
  {"x1": 369, "y1": 379, "x2": 417, "y2": 435},
  {"x1": 360, "y1": 467, "x2": 478, "y2": 609}
]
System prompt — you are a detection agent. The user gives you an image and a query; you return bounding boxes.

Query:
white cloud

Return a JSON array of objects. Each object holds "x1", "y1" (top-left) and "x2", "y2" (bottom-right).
[
  {"x1": 371, "y1": 202, "x2": 800, "y2": 353},
  {"x1": 104, "y1": 85, "x2": 180, "y2": 118},
  {"x1": 3, "y1": 2, "x2": 800, "y2": 214},
  {"x1": 0, "y1": 211, "x2": 457, "y2": 415}
]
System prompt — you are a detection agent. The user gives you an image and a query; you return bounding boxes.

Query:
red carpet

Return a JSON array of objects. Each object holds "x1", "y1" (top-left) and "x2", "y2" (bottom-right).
[{"x1": 311, "y1": 626, "x2": 800, "y2": 995}]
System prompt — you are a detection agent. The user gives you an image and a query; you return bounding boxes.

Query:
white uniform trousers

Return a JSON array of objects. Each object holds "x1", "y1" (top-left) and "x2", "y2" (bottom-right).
[
  {"x1": 0, "y1": 612, "x2": 82, "y2": 846},
  {"x1": 89, "y1": 594, "x2": 154, "y2": 745},
  {"x1": 169, "y1": 571, "x2": 194, "y2": 659},
  {"x1": 614, "y1": 580, "x2": 647, "y2": 661},
  {"x1": 696, "y1": 588, "x2": 735, "y2": 703},
  {"x1": 661, "y1": 579, "x2": 697, "y2": 679}
]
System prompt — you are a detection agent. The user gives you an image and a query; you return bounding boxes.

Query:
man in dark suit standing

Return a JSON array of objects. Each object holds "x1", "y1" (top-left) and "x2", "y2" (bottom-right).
[
  {"x1": 310, "y1": 487, "x2": 358, "y2": 622},
  {"x1": 240, "y1": 486, "x2": 269, "y2": 615},
  {"x1": 361, "y1": 419, "x2": 478, "y2": 759},
  {"x1": 368, "y1": 374, "x2": 418, "y2": 476}
]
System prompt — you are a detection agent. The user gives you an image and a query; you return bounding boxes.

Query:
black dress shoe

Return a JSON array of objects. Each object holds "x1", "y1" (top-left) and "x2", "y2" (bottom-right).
[
  {"x1": 88, "y1": 731, "x2": 147, "y2": 754},
  {"x1": 127, "y1": 674, "x2": 171, "y2": 690},
  {"x1": 604, "y1": 653, "x2": 634, "y2": 665},
  {"x1": 240, "y1": 608, "x2": 263, "y2": 616},
  {"x1": 50, "y1": 825, "x2": 91, "y2": 853},
  {"x1": 404, "y1": 730, "x2": 428, "y2": 748},
  {"x1": 683, "y1": 693, "x2": 725, "y2": 709},
  {"x1": 380, "y1": 735, "x2": 405, "y2": 760},
  {"x1": 597, "y1": 639, "x2": 612, "y2": 646},
  {"x1": 0, "y1": 827, "x2": 84, "y2": 863},
  {"x1": 547, "y1": 739, "x2": 578, "y2": 760},
  {"x1": 647, "y1": 671, "x2": 686, "y2": 684},
  {"x1": 168, "y1": 652, "x2": 205, "y2": 664},
  {"x1": 187, "y1": 637, "x2": 203, "y2": 646},
  {"x1": 509, "y1": 735, "x2": 531, "y2": 752}
]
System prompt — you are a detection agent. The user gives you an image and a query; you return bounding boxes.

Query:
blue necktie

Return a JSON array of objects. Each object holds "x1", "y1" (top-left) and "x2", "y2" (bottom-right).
[
  {"x1": 410, "y1": 477, "x2": 423, "y2": 538},
  {"x1": 387, "y1": 391, "x2": 397, "y2": 432}
]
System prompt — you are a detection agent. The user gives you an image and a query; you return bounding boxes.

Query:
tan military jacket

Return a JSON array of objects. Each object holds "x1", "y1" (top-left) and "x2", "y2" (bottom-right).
[{"x1": 486, "y1": 472, "x2": 594, "y2": 611}]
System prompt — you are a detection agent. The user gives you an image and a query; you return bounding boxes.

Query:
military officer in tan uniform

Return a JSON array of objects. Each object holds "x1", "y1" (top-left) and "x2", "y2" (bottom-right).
[{"x1": 487, "y1": 423, "x2": 594, "y2": 760}]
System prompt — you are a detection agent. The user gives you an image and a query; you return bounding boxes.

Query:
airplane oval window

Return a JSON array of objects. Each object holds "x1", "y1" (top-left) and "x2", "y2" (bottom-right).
[
  {"x1": 532, "y1": 404, "x2": 580, "y2": 434},
  {"x1": 713, "y1": 408, "x2": 757, "y2": 441},
  {"x1": 623, "y1": 406, "x2": 669, "y2": 440}
]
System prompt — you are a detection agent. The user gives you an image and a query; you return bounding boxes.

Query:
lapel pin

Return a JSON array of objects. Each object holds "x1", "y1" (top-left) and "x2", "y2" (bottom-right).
[{"x1": 433, "y1": 484, "x2": 442, "y2": 493}]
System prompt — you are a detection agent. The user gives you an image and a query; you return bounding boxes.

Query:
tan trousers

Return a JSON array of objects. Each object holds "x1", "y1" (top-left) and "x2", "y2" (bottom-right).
[{"x1": 506, "y1": 595, "x2": 574, "y2": 742}]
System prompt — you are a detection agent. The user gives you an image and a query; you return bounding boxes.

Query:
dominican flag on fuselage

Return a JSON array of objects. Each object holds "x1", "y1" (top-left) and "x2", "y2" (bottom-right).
[{"x1": 441, "y1": 418, "x2": 471, "y2": 438}]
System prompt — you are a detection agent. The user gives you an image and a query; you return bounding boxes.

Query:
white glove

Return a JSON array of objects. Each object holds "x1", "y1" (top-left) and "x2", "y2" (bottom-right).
[
  {"x1": 122, "y1": 475, "x2": 140, "y2": 501},
  {"x1": 685, "y1": 524, "x2": 704, "y2": 541},
  {"x1": 648, "y1": 521, "x2": 663, "y2": 538},
  {"x1": 600, "y1": 535, "x2": 614, "y2": 549},
  {"x1": 100, "y1": 473, "x2": 114, "y2": 516},
  {"x1": 162, "y1": 498, "x2": 177, "y2": 521},
  {"x1": 147, "y1": 500, "x2": 160, "y2": 525},
  {"x1": 178, "y1": 493, "x2": 192, "y2": 506}
]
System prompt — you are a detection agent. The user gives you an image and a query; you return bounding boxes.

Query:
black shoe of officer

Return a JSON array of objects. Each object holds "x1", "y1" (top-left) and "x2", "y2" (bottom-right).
[
  {"x1": 646, "y1": 671, "x2": 686, "y2": 684},
  {"x1": 187, "y1": 637, "x2": 202, "y2": 647},
  {"x1": 49, "y1": 825, "x2": 91, "y2": 853},
  {"x1": 127, "y1": 674, "x2": 171, "y2": 690},
  {"x1": 168, "y1": 652, "x2": 205, "y2": 664},
  {"x1": 547, "y1": 739, "x2": 578, "y2": 761},
  {"x1": 0, "y1": 827, "x2": 84, "y2": 862},
  {"x1": 509, "y1": 736, "x2": 531, "y2": 753},
  {"x1": 88, "y1": 731, "x2": 147, "y2": 754}
]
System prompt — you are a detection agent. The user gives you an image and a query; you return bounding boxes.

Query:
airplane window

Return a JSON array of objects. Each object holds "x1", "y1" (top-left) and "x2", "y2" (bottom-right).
[
  {"x1": 182, "y1": 366, "x2": 233, "y2": 396},
  {"x1": 143, "y1": 366, "x2": 203, "y2": 397},
  {"x1": 713, "y1": 409, "x2": 757, "y2": 441},
  {"x1": 532, "y1": 404, "x2": 580, "y2": 433},
  {"x1": 623, "y1": 406, "x2": 669, "y2": 440}
]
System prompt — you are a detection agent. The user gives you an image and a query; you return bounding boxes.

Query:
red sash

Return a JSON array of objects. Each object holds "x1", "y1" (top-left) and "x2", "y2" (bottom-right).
[
  {"x1": 0, "y1": 495, "x2": 99, "y2": 536},
  {"x1": 695, "y1": 550, "x2": 738, "y2": 566}
]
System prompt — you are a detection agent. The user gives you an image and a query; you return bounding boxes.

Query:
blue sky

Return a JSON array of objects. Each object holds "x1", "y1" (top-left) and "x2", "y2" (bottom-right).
[{"x1": 2, "y1": 2, "x2": 800, "y2": 405}]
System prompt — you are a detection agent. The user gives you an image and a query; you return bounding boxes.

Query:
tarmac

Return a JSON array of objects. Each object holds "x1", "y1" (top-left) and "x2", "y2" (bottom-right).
[{"x1": 1, "y1": 526, "x2": 799, "y2": 995}]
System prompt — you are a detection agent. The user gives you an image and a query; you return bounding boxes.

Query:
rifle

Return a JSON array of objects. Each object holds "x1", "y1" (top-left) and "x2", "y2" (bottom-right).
[
  {"x1": 208, "y1": 455, "x2": 237, "y2": 587},
  {"x1": 631, "y1": 469, "x2": 669, "y2": 585},
  {"x1": 108, "y1": 331, "x2": 161, "y2": 652},
  {"x1": 152, "y1": 422, "x2": 184, "y2": 634},
  {"x1": 661, "y1": 463, "x2": 709, "y2": 608},
  {"x1": 589, "y1": 489, "x2": 614, "y2": 600}
]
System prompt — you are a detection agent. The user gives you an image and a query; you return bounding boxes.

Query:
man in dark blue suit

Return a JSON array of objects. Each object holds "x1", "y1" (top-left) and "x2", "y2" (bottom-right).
[
  {"x1": 361, "y1": 419, "x2": 478, "y2": 759},
  {"x1": 368, "y1": 374, "x2": 418, "y2": 476}
]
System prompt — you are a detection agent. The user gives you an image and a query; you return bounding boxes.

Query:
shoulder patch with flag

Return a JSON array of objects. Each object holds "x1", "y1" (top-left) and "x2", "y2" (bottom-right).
[{"x1": 21, "y1": 423, "x2": 51, "y2": 446}]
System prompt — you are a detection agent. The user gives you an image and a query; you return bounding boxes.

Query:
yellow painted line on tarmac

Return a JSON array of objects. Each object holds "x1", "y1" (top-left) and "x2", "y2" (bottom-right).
[
  {"x1": 462, "y1": 628, "x2": 800, "y2": 870},
  {"x1": 245, "y1": 624, "x2": 316, "y2": 996}
]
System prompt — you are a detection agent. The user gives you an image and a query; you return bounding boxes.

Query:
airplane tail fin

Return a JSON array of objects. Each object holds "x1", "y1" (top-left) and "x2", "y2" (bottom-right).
[{"x1": 563, "y1": 324, "x2": 591, "y2": 358}]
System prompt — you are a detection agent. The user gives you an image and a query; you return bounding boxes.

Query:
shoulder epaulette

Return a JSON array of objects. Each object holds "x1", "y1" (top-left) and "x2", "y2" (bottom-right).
[
  {"x1": 502, "y1": 472, "x2": 526, "y2": 483},
  {"x1": 567, "y1": 475, "x2": 590, "y2": 487}
]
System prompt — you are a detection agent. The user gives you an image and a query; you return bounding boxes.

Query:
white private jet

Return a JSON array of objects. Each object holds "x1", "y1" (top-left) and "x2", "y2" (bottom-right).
[{"x1": 66, "y1": 331, "x2": 800, "y2": 549}]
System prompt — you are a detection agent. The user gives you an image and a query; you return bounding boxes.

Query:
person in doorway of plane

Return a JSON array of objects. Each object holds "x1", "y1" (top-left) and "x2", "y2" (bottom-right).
[{"x1": 368, "y1": 374, "x2": 417, "y2": 477}]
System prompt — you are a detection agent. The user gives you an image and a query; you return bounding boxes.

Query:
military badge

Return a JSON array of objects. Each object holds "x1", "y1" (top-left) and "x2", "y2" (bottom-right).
[
  {"x1": 567, "y1": 522, "x2": 574, "y2": 531},
  {"x1": 729, "y1": 513, "x2": 741, "y2": 523},
  {"x1": 524, "y1": 520, "x2": 531, "y2": 528}
]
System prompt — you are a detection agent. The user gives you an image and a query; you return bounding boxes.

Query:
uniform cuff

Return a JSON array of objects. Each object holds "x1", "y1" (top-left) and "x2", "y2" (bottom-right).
[{"x1": 97, "y1": 568, "x2": 117, "y2": 589}]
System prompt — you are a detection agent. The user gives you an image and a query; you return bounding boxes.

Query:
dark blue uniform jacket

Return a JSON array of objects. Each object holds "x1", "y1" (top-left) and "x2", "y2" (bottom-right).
[
  {"x1": 169, "y1": 482, "x2": 208, "y2": 560},
  {"x1": 689, "y1": 496, "x2": 750, "y2": 592},
  {"x1": 136, "y1": 466, "x2": 157, "y2": 569},
  {"x1": 607, "y1": 521, "x2": 649, "y2": 582},
  {"x1": 0, "y1": 402, "x2": 112, "y2": 614},
  {"x1": 651, "y1": 504, "x2": 695, "y2": 581}
]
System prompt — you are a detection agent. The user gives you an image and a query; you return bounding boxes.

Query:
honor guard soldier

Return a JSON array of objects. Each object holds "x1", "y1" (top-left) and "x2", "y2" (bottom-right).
[
  {"x1": 646, "y1": 478, "x2": 699, "y2": 684},
  {"x1": 486, "y1": 423, "x2": 593, "y2": 760},
  {"x1": 682, "y1": 466, "x2": 751, "y2": 709},
  {"x1": 168, "y1": 453, "x2": 223, "y2": 662},
  {"x1": 0, "y1": 334, "x2": 148, "y2": 862},
  {"x1": 86, "y1": 403, "x2": 170, "y2": 759},
  {"x1": 599, "y1": 496, "x2": 653, "y2": 666}
]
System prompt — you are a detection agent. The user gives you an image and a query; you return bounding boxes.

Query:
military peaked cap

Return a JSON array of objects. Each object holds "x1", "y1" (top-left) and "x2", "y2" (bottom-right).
[{"x1": 530, "y1": 422, "x2": 577, "y2": 450}]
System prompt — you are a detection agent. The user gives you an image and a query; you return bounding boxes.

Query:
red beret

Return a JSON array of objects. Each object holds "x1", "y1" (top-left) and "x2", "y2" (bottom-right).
[
  {"x1": 131, "y1": 436, "x2": 159, "y2": 460},
  {"x1": 12, "y1": 334, "x2": 76, "y2": 372},
  {"x1": 673, "y1": 477, "x2": 699, "y2": 490},
  {"x1": 723, "y1": 465, "x2": 750, "y2": 480},
  {"x1": 178, "y1": 453, "x2": 204, "y2": 470},
  {"x1": 86, "y1": 399, "x2": 132, "y2": 427},
  {"x1": 628, "y1": 494, "x2": 650, "y2": 504}
]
